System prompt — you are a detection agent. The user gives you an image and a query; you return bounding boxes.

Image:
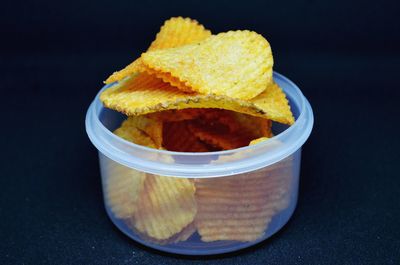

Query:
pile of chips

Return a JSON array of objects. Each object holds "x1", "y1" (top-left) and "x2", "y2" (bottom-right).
[{"x1": 100, "y1": 17, "x2": 295, "y2": 243}]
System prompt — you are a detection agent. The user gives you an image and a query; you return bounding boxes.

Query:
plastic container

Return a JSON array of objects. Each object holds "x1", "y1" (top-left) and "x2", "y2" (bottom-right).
[{"x1": 85, "y1": 72, "x2": 313, "y2": 255}]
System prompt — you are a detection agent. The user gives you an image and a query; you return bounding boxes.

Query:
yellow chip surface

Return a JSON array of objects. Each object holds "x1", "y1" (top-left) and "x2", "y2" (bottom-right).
[
  {"x1": 105, "y1": 17, "x2": 211, "y2": 84},
  {"x1": 100, "y1": 73, "x2": 294, "y2": 125},
  {"x1": 194, "y1": 157, "x2": 293, "y2": 242},
  {"x1": 133, "y1": 174, "x2": 197, "y2": 240},
  {"x1": 147, "y1": 17, "x2": 211, "y2": 51},
  {"x1": 251, "y1": 82, "x2": 295, "y2": 125},
  {"x1": 141, "y1": 30, "x2": 273, "y2": 99},
  {"x1": 103, "y1": 121, "x2": 160, "y2": 219},
  {"x1": 103, "y1": 159, "x2": 146, "y2": 219},
  {"x1": 120, "y1": 116, "x2": 163, "y2": 148},
  {"x1": 114, "y1": 116, "x2": 158, "y2": 148}
]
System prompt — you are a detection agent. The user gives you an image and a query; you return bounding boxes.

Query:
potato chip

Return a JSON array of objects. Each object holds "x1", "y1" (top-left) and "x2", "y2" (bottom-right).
[
  {"x1": 100, "y1": 73, "x2": 294, "y2": 125},
  {"x1": 195, "y1": 161, "x2": 293, "y2": 242},
  {"x1": 103, "y1": 122, "x2": 158, "y2": 219},
  {"x1": 133, "y1": 174, "x2": 197, "y2": 240},
  {"x1": 120, "y1": 116, "x2": 163, "y2": 148},
  {"x1": 103, "y1": 160, "x2": 146, "y2": 219},
  {"x1": 141, "y1": 66, "x2": 194, "y2": 92},
  {"x1": 251, "y1": 82, "x2": 294, "y2": 125},
  {"x1": 162, "y1": 121, "x2": 212, "y2": 152},
  {"x1": 114, "y1": 117, "x2": 158, "y2": 148},
  {"x1": 147, "y1": 17, "x2": 212, "y2": 51},
  {"x1": 141, "y1": 30, "x2": 273, "y2": 99},
  {"x1": 185, "y1": 109, "x2": 272, "y2": 150},
  {"x1": 105, "y1": 17, "x2": 211, "y2": 84}
]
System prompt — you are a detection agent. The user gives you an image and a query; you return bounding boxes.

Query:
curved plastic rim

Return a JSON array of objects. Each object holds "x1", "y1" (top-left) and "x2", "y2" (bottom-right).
[{"x1": 85, "y1": 72, "x2": 314, "y2": 178}]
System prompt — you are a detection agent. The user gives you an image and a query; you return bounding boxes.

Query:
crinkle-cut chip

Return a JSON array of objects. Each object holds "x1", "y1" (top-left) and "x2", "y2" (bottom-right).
[
  {"x1": 249, "y1": 137, "x2": 270, "y2": 146},
  {"x1": 114, "y1": 116, "x2": 157, "y2": 148},
  {"x1": 142, "y1": 66, "x2": 194, "y2": 92},
  {"x1": 185, "y1": 110, "x2": 272, "y2": 150},
  {"x1": 104, "y1": 60, "x2": 144, "y2": 85},
  {"x1": 105, "y1": 17, "x2": 211, "y2": 84},
  {"x1": 100, "y1": 73, "x2": 294, "y2": 125},
  {"x1": 147, "y1": 17, "x2": 211, "y2": 51},
  {"x1": 194, "y1": 158, "x2": 293, "y2": 242},
  {"x1": 103, "y1": 159, "x2": 146, "y2": 219},
  {"x1": 133, "y1": 174, "x2": 197, "y2": 240},
  {"x1": 231, "y1": 113, "x2": 273, "y2": 138},
  {"x1": 162, "y1": 121, "x2": 213, "y2": 152},
  {"x1": 120, "y1": 116, "x2": 163, "y2": 148},
  {"x1": 141, "y1": 30, "x2": 273, "y2": 99},
  {"x1": 251, "y1": 82, "x2": 294, "y2": 125}
]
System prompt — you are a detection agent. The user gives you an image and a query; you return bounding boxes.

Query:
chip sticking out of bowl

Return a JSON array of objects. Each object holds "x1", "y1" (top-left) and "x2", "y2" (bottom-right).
[
  {"x1": 101, "y1": 73, "x2": 294, "y2": 125},
  {"x1": 141, "y1": 30, "x2": 273, "y2": 100},
  {"x1": 105, "y1": 17, "x2": 211, "y2": 84}
]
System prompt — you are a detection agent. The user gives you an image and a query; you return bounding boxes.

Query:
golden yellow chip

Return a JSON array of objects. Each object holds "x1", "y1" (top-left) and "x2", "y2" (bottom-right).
[
  {"x1": 105, "y1": 17, "x2": 211, "y2": 84},
  {"x1": 251, "y1": 82, "x2": 294, "y2": 125},
  {"x1": 232, "y1": 113, "x2": 273, "y2": 138},
  {"x1": 114, "y1": 116, "x2": 158, "y2": 148},
  {"x1": 120, "y1": 116, "x2": 163, "y2": 148},
  {"x1": 141, "y1": 30, "x2": 273, "y2": 99},
  {"x1": 100, "y1": 73, "x2": 294, "y2": 125},
  {"x1": 147, "y1": 17, "x2": 211, "y2": 51},
  {"x1": 103, "y1": 159, "x2": 146, "y2": 219},
  {"x1": 163, "y1": 121, "x2": 212, "y2": 152},
  {"x1": 103, "y1": 122, "x2": 159, "y2": 219},
  {"x1": 142, "y1": 66, "x2": 194, "y2": 92},
  {"x1": 194, "y1": 158, "x2": 293, "y2": 242},
  {"x1": 133, "y1": 174, "x2": 197, "y2": 240}
]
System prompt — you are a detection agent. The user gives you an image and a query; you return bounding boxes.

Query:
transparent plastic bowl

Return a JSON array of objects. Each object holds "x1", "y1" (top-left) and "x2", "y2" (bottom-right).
[{"x1": 85, "y1": 72, "x2": 313, "y2": 255}]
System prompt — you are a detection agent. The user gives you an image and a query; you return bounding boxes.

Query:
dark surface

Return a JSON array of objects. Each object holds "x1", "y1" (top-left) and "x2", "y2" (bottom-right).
[{"x1": 1, "y1": 0, "x2": 400, "y2": 264}]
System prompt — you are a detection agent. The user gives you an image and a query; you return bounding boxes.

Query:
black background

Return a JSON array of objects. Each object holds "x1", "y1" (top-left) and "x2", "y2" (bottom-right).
[{"x1": 1, "y1": 0, "x2": 400, "y2": 264}]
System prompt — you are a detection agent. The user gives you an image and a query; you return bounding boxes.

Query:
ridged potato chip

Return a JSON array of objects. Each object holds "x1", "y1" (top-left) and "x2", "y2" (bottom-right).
[
  {"x1": 103, "y1": 160, "x2": 146, "y2": 219},
  {"x1": 194, "y1": 157, "x2": 293, "y2": 242},
  {"x1": 133, "y1": 174, "x2": 197, "y2": 240},
  {"x1": 105, "y1": 17, "x2": 211, "y2": 84},
  {"x1": 185, "y1": 109, "x2": 272, "y2": 150},
  {"x1": 141, "y1": 30, "x2": 273, "y2": 99},
  {"x1": 103, "y1": 121, "x2": 157, "y2": 219},
  {"x1": 100, "y1": 73, "x2": 294, "y2": 125},
  {"x1": 120, "y1": 116, "x2": 163, "y2": 148},
  {"x1": 114, "y1": 117, "x2": 158, "y2": 148}
]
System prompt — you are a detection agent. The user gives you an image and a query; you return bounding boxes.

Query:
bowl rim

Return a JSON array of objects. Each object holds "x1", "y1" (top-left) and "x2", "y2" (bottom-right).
[{"x1": 86, "y1": 72, "x2": 314, "y2": 177}]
